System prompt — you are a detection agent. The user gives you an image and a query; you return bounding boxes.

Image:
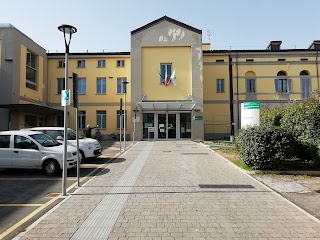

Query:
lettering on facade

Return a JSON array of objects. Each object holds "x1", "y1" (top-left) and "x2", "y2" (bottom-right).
[{"x1": 159, "y1": 27, "x2": 185, "y2": 42}]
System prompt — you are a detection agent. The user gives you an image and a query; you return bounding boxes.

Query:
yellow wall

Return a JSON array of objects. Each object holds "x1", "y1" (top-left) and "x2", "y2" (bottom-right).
[
  {"x1": 19, "y1": 45, "x2": 44, "y2": 103},
  {"x1": 203, "y1": 104, "x2": 230, "y2": 134},
  {"x1": 141, "y1": 47, "x2": 191, "y2": 100},
  {"x1": 47, "y1": 55, "x2": 131, "y2": 135},
  {"x1": 203, "y1": 55, "x2": 231, "y2": 137},
  {"x1": 232, "y1": 55, "x2": 318, "y2": 101},
  {"x1": 203, "y1": 55, "x2": 229, "y2": 100}
]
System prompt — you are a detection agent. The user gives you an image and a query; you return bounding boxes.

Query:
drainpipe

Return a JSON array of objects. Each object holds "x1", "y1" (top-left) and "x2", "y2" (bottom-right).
[
  {"x1": 316, "y1": 51, "x2": 319, "y2": 98},
  {"x1": 236, "y1": 52, "x2": 240, "y2": 130},
  {"x1": 229, "y1": 53, "x2": 234, "y2": 142}
]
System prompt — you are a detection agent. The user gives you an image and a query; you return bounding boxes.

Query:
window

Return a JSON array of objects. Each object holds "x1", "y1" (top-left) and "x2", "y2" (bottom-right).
[
  {"x1": 216, "y1": 79, "x2": 224, "y2": 93},
  {"x1": 0, "y1": 135, "x2": 10, "y2": 148},
  {"x1": 117, "y1": 110, "x2": 127, "y2": 129},
  {"x1": 26, "y1": 50, "x2": 37, "y2": 90},
  {"x1": 97, "y1": 60, "x2": 106, "y2": 68},
  {"x1": 300, "y1": 71, "x2": 311, "y2": 99},
  {"x1": 117, "y1": 60, "x2": 125, "y2": 67},
  {"x1": 77, "y1": 60, "x2": 85, "y2": 68},
  {"x1": 117, "y1": 78, "x2": 127, "y2": 94},
  {"x1": 246, "y1": 59, "x2": 254, "y2": 62},
  {"x1": 58, "y1": 61, "x2": 65, "y2": 68},
  {"x1": 78, "y1": 78, "x2": 86, "y2": 94},
  {"x1": 246, "y1": 79, "x2": 255, "y2": 93},
  {"x1": 78, "y1": 111, "x2": 86, "y2": 129},
  {"x1": 216, "y1": 59, "x2": 224, "y2": 62},
  {"x1": 14, "y1": 135, "x2": 36, "y2": 149},
  {"x1": 97, "y1": 111, "x2": 106, "y2": 129},
  {"x1": 301, "y1": 58, "x2": 308, "y2": 61},
  {"x1": 278, "y1": 59, "x2": 286, "y2": 61},
  {"x1": 57, "y1": 78, "x2": 65, "y2": 94},
  {"x1": 44, "y1": 130, "x2": 63, "y2": 140},
  {"x1": 97, "y1": 78, "x2": 106, "y2": 94},
  {"x1": 160, "y1": 63, "x2": 172, "y2": 84},
  {"x1": 275, "y1": 71, "x2": 291, "y2": 93}
]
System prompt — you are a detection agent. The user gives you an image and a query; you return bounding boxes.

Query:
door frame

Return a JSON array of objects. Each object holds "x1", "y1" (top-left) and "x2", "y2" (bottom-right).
[{"x1": 142, "y1": 112, "x2": 192, "y2": 140}]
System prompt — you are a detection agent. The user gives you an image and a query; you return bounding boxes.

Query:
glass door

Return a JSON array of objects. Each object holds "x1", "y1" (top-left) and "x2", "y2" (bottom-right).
[
  {"x1": 168, "y1": 114, "x2": 176, "y2": 139},
  {"x1": 180, "y1": 113, "x2": 191, "y2": 138},
  {"x1": 158, "y1": 114, "x2": 166, "y2": 139},
  {"x1": 143, "y1": 113, "x2": 155, "y2": 139}
]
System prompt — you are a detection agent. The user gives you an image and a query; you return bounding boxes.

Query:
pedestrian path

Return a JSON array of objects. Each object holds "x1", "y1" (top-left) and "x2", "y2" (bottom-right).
[{"x1": 15, "y1": 141, "x2": 320, "y2": 239}]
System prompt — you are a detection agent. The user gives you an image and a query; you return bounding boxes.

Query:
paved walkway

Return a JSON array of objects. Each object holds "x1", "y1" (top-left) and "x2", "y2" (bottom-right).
[{"x1": 15, "y1": 141, "x2": 320, "y2": 239}]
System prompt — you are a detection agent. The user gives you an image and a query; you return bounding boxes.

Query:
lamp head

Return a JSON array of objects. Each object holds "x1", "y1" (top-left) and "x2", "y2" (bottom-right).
[{"x1": 58, "y1": 24, "x2": 77, "y2": 34}]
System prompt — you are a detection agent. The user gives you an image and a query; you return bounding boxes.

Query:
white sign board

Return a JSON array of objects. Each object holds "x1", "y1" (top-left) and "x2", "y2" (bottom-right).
[
  {"x1": 241, "y1": 102, "x2": 260, "y2": 128},
  {"x1": 61, "y1": 90, "x2": 71, "y2": 106}
]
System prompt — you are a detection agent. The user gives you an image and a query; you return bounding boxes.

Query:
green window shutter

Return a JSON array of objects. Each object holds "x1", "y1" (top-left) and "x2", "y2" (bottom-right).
[
  {"x1": 288, "y1": 79, "x2": 292, "y2": 93},
  {"x1": 274, "y1": 79, "x2": 279, "y2": 92}
]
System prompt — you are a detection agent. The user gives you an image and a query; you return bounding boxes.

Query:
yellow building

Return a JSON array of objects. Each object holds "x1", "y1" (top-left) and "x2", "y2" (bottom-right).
[
  {"x1": 0, "y1": 24, "x2": 62, "y2": 130},
  {"x1": 1, "y1": 17, "x2": 319, "y2": 141}
]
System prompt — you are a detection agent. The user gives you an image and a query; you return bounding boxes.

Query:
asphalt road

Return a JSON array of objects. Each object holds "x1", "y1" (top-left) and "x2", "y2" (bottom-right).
[{"x1": 0, "y1": 140, "x2": 125, "y2": 240}]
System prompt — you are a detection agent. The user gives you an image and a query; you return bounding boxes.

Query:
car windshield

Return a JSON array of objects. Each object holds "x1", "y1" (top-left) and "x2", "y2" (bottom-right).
[
  {"x1": 30, "y1": 133, "x2": 61, "y2": 147},
  {"x1": 67, "y1": 129, "x2": 83, "y2": 140}
]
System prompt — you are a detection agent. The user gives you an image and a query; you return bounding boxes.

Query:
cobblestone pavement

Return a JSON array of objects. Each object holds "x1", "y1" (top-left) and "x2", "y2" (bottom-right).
[{"x1": 15, "y1": 141, "x2": 320, "y2": 239}]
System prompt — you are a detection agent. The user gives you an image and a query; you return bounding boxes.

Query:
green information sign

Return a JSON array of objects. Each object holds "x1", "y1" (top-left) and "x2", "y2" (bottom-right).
[
  {"x1": 194, "y1": 116, "x2": 203, "y2": 120},
  {"x1": 244, "y1": 102, "x2": 260, "y2": 110}
]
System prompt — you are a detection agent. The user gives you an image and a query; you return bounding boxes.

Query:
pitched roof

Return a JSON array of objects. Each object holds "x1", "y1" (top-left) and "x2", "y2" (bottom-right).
[{"x1": 131, "y1": 16, "x2": 202, "y2": 35}]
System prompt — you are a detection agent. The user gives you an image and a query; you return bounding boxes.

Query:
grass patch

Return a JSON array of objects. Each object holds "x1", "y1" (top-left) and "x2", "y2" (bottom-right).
[
  {"x1": 203, "y1": 140, "x2": 235, "y2": 147},
  {"x1": 215, "y1": 148, "x2": 254, "y2": 171}
]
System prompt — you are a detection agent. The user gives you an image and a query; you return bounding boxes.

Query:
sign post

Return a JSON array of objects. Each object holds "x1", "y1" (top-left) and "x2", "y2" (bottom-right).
[{"x1": 241, "y1": 102, "x2": 260, "y2": 128}]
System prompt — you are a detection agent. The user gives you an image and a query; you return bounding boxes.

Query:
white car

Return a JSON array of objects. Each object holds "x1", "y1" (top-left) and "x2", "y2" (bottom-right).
[
  {"x1": 0, "y1": 130, "x2": 78, "y2": 176},
  {"x1": 23, "y1": 127, "x2": 102, "y2": 161}
]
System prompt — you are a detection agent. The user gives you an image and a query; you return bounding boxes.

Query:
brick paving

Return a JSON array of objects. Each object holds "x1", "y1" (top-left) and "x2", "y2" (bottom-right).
[{"x1": 15, "y1": 141, "x2": 320, "y2": 239}]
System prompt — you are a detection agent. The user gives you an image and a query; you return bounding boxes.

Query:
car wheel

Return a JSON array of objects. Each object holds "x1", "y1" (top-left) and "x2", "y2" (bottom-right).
[
  {"x1": 80, "y1": 150, "x2": 86, "y2": 163},
  {"x1": 43, "y1": 160, "x2": 60, "y2": 176}
]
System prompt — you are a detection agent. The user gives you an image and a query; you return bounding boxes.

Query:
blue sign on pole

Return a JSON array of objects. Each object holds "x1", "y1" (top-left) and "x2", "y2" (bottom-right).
[{"x1": 61, "y1": 90, "x2": 71, "y2": 106}]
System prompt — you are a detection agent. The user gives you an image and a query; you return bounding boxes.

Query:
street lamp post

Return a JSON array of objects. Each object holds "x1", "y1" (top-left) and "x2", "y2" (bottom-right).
[
  {"x1": 122, "y1": 80, "x2": 129, "y2": 151},
  {"x1": 58, "y1": 24, "x2": 77, "y2": 196}
]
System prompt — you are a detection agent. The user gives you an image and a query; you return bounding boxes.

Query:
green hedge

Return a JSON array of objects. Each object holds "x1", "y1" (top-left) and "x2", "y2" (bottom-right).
[
  {"x1": 280, "y1": 98, "x2": 320, "y2": 145},
  {"x1": 236, "y1": 126, "x2": 297, "y2": 170}
]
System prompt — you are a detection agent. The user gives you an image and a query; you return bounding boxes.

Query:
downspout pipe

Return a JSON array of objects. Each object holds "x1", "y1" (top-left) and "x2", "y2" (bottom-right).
[
  {"x1": 316, "y1": 51, "x2": 319, "y2": 98},
  {"x1": 236, "y1": 52, "x2": 240, "y2": 130},
  {"x1": 229, "y1": 53, "x2": 235, "y2": 142}
]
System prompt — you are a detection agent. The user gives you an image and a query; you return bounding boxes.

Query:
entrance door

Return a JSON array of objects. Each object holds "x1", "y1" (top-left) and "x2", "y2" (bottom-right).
[
  {"x1": 168, "y1": 114, "x2": 176, "y2": 139},
  {"x1": 158, "y1": 114, "x2": 166, "y2": 139}
]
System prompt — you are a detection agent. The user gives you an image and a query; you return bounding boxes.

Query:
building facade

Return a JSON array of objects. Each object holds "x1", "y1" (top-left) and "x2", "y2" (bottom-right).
[
  {"x1": 0, "y1": 24, "x2": 62, "y2": 131},
  {"x1": 1, "y1": 16, "x2": 319, "y2": 141}
]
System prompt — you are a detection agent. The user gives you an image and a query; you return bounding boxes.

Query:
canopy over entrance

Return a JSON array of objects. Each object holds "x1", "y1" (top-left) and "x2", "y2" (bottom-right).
[{"x1": 137, "y1": 101, "x2": 195, "y2": 111}]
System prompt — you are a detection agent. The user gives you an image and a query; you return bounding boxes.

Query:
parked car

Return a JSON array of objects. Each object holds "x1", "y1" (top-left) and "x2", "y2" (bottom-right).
[
  {"x1": 23, "y1": 127, "x2": 102, "y2": 161},
  {"x1": 0, "y1": 130, "x2": 78, "y2": 176}
]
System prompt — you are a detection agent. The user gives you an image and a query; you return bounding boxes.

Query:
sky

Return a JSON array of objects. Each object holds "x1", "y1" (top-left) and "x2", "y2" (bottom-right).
[{"x1": 1, "y1": 0, "x2": 320, "y2": 53}]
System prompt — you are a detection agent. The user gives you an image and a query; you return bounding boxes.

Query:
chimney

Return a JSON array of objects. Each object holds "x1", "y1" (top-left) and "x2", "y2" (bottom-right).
[
  {"x1": 308, "y1": 40, "x2": 320, "y2": 50},
  {"x1": 267, "y1": 41, "x2": 282, "y2": 50}
]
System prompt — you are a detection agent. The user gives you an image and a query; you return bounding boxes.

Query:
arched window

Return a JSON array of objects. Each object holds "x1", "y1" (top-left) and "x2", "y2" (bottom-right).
[
  {"x1": 300, "y1": 70, "x2": 309, "y2": 76},
  {"x1": 245, "y1": 71, "x2": 256, "y2": 93},
  {"x1": 275, "y1": 71, "x2": 291, "y2": 93},
  {"x1": 277, "y1": 71, "x2": 287, "y2": 76},
  {"x1": 300, "y1": 70, "x2": 311, "y2": 99}
]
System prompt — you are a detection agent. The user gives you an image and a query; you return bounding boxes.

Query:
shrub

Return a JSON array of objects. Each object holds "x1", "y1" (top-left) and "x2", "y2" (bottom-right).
[
  {"x1": 236, "y1": 126, "x2": 296, "y2": 170},
  {"x1": 260, "y1": 107, "x2": 284, "y2": 127},
  {"x1": 280, "y1": 97, "x2": 320, "y2": 145}
]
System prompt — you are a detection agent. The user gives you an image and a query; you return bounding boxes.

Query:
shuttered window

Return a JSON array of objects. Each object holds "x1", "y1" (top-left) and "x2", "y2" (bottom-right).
[
  {"x1": 274, "y1": 79, "x2": 292, "y2": 93},
  {"x1": 301, "y1": 78, "x2": 311, "y2": 99}
]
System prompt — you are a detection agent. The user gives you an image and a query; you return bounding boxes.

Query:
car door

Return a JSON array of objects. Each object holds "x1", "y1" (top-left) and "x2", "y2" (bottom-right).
[
  {"x1": 12, "y1": 135, "x2": 42, "y2": 169},
  {"x1": 0, "y1": 134, "x2": 12, "y2": 168}
]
